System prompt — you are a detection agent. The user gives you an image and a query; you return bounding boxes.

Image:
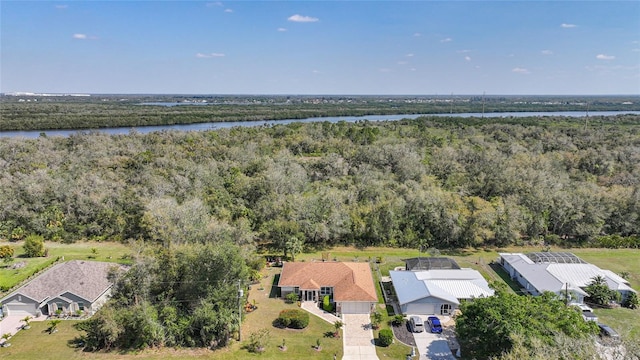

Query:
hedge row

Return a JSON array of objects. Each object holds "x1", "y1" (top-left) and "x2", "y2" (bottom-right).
[{"x1": 277, "y1": 309, "x2": 310, "y2": 329}]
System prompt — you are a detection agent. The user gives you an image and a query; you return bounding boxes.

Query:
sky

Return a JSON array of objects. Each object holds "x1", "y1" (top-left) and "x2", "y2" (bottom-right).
[{"x1": 1, "y1": 1, "x2": 639, "y2": 95}]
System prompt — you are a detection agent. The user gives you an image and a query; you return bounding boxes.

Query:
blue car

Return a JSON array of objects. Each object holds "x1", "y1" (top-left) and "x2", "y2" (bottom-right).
[{"x1": 426, "y1": 316, "x2": 442, "y2": 333}]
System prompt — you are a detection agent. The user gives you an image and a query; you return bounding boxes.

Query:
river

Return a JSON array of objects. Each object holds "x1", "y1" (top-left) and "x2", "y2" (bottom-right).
[{"x1": 1, "y1": 111, "x2": 639, "y2": 139}]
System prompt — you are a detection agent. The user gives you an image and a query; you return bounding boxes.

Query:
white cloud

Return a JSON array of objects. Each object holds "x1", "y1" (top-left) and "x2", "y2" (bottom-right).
[
  {"x1": 465, "y1": 56, "x2": 471, "y2": 61},
  {"x1": 55, "y1": 5, "x2": 68, "y2": 9},
  {"x1": 457, "y1": 49, "x2": 471, "y2": 53},
  {"x1": 397, "y1": 61, "x2": 408, "y2": 65},
  {"x1": 224, "y1": 8, "x2": 233, "y2": 13},
  {"x1": 72, "y1": 34, "x2": 87, "y2": 39},
  {"x1": 440, "y1": 37, "x2": 452, "y2": 43},
  {"x1": 632, "y1": 48, "x2": 640, "y2": 52},
  {"x1": 312, "y1": 70, "x2": 320, "y2": 74},
  {"x1": 596, "y1": 54, "x2": 615, "y2": 60},
  {"x1": 541, "y1": 50, "x2": 553, "y2": 55},
  {"x1": 379, "y1": 68, "x2": 392, "y2": 73},
  {"x1": 512, "y1": 67, "x2": 530, "y2": 74},
  {"x1": 413, "y1": 33, "x2": 421, "y2": 37},
  {"x1": 410, "y1": 68, "x2": 417, "y2": 71},
  {"x1": 206, "y1": 2, "x2": 223, "y2": 7},
  {"x1": 406, "y1": 53, "x2": 414, "y2": 57},
  {"x1": 288, "y1": 14, "x2": 319, "y2": 23},
  {"x1": 196, "y1": 53, "x2": 225, "y2": 58},
  {"x1": 277, "y1": 28, "x2": 287, "y2": 32},
  {"x1": 561, "y1": 23, "x2": 577, "y2": 28}
]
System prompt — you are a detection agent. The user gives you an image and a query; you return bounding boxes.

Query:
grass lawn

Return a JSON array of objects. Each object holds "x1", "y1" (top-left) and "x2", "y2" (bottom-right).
[{"x1": 0, "y1": 241, "x2": 132, "y2": 294}]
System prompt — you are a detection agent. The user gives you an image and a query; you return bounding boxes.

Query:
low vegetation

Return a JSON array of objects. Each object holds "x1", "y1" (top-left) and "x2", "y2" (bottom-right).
[{"x1": 277, "y1": 309, "x2": 310, "y2": 330}]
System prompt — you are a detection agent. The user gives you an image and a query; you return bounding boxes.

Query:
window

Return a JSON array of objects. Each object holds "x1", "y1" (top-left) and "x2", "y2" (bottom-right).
[
  {"x1": 294, "y1": 287, "x2": 300, "y2": 294},
  {"x1": 441, "y1": 304, "x2": 451, "y2": 315},
  {"x1": 320, "y1": 287, "x2": 333, "y2": 296},
  {"x1": 78, "y1": 302, "x2": 84, "y2": 311},
  {"x1": 57, "y1": 303, "x2": 65, "y2": 312}
]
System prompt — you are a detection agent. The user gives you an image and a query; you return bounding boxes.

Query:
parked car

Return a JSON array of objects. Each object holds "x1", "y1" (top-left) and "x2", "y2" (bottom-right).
[
  {"x1": 426, "y1": 316, "x2": 442, "y2": 333},
  {"x1": 581, "y1": 311, "x2": 598, "y2": 322},
  {"x1": 570, "y1": 303, "x2": 594, "y2": 312},
  {"x1": 409, "y1": 316, "x2": 424, "y2": 333},
  {"x1": 598, "y1": 323, "x2": 620, "y2": 341}
]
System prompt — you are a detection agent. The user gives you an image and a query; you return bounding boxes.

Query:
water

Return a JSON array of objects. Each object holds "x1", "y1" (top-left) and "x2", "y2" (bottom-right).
[{"x1": 1, "y1": 111, "x2": 639, "y2": 139}]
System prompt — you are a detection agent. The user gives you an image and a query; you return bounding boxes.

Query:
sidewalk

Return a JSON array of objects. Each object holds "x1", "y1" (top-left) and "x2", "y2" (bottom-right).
[{"x1": 300, "y1": 301, "x2": 342, "y2": 324}]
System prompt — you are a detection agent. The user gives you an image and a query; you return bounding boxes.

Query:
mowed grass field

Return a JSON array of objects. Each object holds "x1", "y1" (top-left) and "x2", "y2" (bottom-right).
[{"x1": 1, "y1": 243, "x2": 638, "y2": 359}]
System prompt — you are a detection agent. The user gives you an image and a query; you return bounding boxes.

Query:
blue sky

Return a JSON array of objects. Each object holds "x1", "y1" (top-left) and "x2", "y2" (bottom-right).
[{"x1": 1, "y1": 1, "x2": 639, "y2": 95}]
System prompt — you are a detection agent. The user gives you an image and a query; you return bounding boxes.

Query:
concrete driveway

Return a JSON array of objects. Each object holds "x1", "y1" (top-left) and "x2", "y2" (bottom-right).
[
  {"x1": 410, "y1": 315, "x2": 456, "y2": 360},
  {"x1": 0, "y1": 316, "x2": 25, "y2": 342},
  {"x1": 342, "y1": 314, "x2": 379, "y2": 360}
]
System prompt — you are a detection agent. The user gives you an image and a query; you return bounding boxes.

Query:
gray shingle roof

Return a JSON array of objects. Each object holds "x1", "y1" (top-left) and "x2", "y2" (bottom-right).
[{"x1": 4, "y1": 260, "x2": 124, "y2": 303}]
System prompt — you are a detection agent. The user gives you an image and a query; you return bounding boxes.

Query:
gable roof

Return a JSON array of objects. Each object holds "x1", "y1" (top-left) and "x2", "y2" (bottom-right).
[
  {"x1": 390, "y1": 269, "x2": 494, "y2": 306},
  {"x1": 2, "y1": 260, "x2": 124, "y2": 304},
  {"x1": 278, "y1": 262, "x2": 378, "y2": 302},
  {"x1": 500, "y1": 253, "x2": 636, "y2": 295}
]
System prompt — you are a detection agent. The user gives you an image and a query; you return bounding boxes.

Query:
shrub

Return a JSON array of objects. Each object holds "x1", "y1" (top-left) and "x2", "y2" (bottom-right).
[
  {"x1": 285, "y1": 292, "x2": 298, "y2": 304},
  {"x1": 247, "y1": 328, "x2": 270, "y2": 353},
  {"x1": 23, "y1": 235, "x2": 45, "y2": 257},
  {"x1": 277, "y1": 309, "x2": 309, "y2": 329},
  {"x1": 378, "y1": 329, "x2": 393, "y2": 347},
  {"x1": 392, "y1": 314, "x2": 404, "y2": 326},
  {"x1": 623, "y1": 292, "x2": 639, "y2": 309},
  {"x1": 323, "y1": 295, "x2": 333, "y2": 312}
]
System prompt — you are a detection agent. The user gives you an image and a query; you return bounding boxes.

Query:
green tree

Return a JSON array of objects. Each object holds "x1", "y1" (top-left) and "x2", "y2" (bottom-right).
[
  {"x1": 285, "y1": 236, "x2": 304, "y2": 262},
  {"x1": 455, "y1": 291, "x2": 597, "y2": 359},
  {"x1": 23, "y1": 234, "x2": 45, "y2": 257},
  {"x1": 584, "y1": 275, "x2": 620, "y2": 306},
  {"x1": 622, "y1": 291, "x2": 639, "y2": 310}
]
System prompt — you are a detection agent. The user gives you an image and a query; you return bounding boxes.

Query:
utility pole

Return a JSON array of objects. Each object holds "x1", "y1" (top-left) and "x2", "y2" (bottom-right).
[
  {"x1": 565, "y1": 282, "x2": 569, "y2": 306},
  {"x1": 481, "y1": 91, "x2": 486, "y2": 118}
]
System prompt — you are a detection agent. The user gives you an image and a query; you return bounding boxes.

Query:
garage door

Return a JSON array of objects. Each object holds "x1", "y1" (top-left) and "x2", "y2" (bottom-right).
[
  {"x1": 341, "y1": 302, "x2": 371, "y2": 314},
  {"x1": 6, "y1": 304, "x2": 38, "y2": 317},
  {"x1": 404, "y1": 303, "x2": 435, "y2": 315}
]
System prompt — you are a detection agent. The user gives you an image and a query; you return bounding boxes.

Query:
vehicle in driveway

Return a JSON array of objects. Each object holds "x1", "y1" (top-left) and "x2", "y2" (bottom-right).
[
  {"x1": 409, "y1": 316, "x2": 424, "y2": 333},
  {"x1": 426, "y1": 316, "x2": 442, "y2": 333}
]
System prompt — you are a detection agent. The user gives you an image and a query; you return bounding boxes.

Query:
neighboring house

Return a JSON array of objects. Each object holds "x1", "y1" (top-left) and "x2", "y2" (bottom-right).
[
  {"x1": 499, "y1": 252, "x2": 636, "y2": 304},
  {"x1": 0, "y1": 260, "x2": 125, "y2": 318},
  {"x1": 278, "y1": 262, "x2": 378, "y2": 314},
  {"x1": 390, "y1": 268, "x2": 494, "y2": 315}
]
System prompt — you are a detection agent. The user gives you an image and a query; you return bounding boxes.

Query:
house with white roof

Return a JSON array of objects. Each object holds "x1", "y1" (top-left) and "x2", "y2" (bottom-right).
[
  {"x1": 390, "y1": 266, "x2": 494, "y2": 315},
  {"x1": 499, "y1": 252, "x2": 636, "y2": 304}
]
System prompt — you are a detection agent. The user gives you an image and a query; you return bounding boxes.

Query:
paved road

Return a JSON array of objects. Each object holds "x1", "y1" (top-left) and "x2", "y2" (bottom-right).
[{"x1": 0, "y1": 316, "x2": 25, "y2": 343}]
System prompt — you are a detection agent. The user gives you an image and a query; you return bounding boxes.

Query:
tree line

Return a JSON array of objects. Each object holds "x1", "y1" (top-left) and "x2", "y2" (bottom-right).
[
  {"x1": 0, "y1": 115, "x2": 639, "y2": 254},
  {"x1": 1, "y1": 94, "x2": 638, "y2": 131}
]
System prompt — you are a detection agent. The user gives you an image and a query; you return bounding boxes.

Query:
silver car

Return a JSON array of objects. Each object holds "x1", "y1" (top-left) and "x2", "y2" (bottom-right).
[{"x1": 409, "y1": 316, "x2": 424, "y2": 333}]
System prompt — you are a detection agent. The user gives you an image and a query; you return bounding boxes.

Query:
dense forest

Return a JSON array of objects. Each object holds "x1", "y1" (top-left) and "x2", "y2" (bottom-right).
[
  {"x1": 1, "y1": 115, "x2": 639, "y2": 252},
  {"x1": 1, "y1": 94, "x2": 638, "y2": 131}
]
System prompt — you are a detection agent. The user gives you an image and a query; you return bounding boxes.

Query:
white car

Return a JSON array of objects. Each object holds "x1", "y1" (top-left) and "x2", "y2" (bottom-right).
[{"x1": 409, "y1": 316, "x2": 424, "y2": 333}]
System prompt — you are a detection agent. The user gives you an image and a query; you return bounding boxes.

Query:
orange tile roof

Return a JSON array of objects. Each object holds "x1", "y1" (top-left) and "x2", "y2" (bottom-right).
[{"x1": 278, "y1": 262, "x2": 378, "y2": 302}]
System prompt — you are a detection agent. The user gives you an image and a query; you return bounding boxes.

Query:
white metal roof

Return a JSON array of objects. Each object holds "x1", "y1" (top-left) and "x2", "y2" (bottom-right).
[
  {"x1": 390, "y1": 269, "x2": 494, "y2": 306},
  {"x1": 500, "y1": 253, "x2": 636, "y2": 296}
]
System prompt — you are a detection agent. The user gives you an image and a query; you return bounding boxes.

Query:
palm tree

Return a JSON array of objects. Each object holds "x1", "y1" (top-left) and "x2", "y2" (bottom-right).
[
  {"x1": 47, "y1": 319, "x2": 61, "y2": 334},
  {"x1": 21, "y1": 316, "x2": 32, "y2": 329}
]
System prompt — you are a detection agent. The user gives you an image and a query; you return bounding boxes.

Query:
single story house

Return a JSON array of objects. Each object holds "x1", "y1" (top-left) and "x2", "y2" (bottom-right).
[
  {"x1": 499, "y1": 252, "x2": 636, "y2": 303},
  {"x1": 390, "y1": 268, "x2": 494, "y2": 315},
  {"x1": 278, "y1": 262, "x2": 378, "y2": 314},
  {"x1": 1, "y1": 260, "x2": 125, "y2": 318}
]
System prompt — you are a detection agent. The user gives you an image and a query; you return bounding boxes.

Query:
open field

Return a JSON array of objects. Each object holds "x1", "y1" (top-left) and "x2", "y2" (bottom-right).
[
  {"x1": 0, "y1": 241, "x2": 132, "y2": 294},
  {"x1": 1, "y1": 244, "x2": 638, "y2": 358}
]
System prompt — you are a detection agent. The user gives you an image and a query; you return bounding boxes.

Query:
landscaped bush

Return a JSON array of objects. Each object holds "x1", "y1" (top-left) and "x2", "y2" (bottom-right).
[
  {"x1": 277, "y1": 309, "x2": 310, "y2": 329},
  {"x1": 378, "y1": 329, "x2": 393, "y2": 347},
  {"x1": 285, "y1": 292, "x2": 298, "y2": 304},
  {"x1": 322, "y1": 295, "x2": 333, "y2": 312}
]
